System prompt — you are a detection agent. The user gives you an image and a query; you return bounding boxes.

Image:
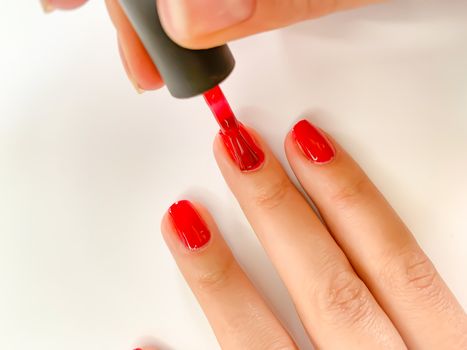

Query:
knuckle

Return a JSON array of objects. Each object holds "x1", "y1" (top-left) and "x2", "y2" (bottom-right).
[
  {"x1": 405, "y1": 255, "x2": 437, "y2": 290},
  {"x1": 196, "y1": 258, "x2": 234, "y2": 292},
  {"x1": 329, "y1": 174, "x2": 373, "y2": 210},
  {"x1": 382, "y1": 247, "x2": 444, "y2": 302},
  {"x1": 253, "y1": 175, "x2": 294, "y2": 210},
  {"x1": 316, "y1": 269, "x2": 375, "y2": 328}
]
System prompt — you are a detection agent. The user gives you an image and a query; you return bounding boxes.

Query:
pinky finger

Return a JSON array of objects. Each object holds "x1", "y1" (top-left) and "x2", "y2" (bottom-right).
[{"x1": 161, "y1": 200, "x2": 297, "y2": 350}]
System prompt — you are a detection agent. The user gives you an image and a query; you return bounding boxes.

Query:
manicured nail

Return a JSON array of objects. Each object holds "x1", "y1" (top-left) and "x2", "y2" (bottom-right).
[
  {"x1": 168, "y1": 200, "x2": 211, "y2": 250},
  {"x1": 220, "y1": 124, "x2": 265, "y2": 172},
  {"x1": 292, "y1": 120, "x2": 335, "y2": 164},
  {"x1": 118, "y1": 38, "x2": 145, "y2": 94},
  {"x1": 40, "y1": 0, "x2": 55, "y2": 13},
  {"x1": 203, "y1": 86, "x2": 264, "y2": 172},
  {"x1": 159, "y1": 0, "x2": 255, "y2": 39}
]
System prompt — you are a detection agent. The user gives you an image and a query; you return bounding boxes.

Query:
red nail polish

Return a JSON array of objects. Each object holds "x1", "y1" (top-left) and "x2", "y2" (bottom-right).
[
  {"x1": 219, "y1": 124, "x2": 265, "y2": 172},
  {"x1": 204, "y1": 86, "x2": 265, "y2": 172},
  {"x1": 292, "y1": 120, "x2": 335, "y2": 164},
  {"x1": 168, "y1": 200, "x2": 211, "y2": 250}
]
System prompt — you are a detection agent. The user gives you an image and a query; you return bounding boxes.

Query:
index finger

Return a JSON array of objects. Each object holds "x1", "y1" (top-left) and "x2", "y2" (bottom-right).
[{"x1": 106, "y1": 0, "x2": 164, "y2": 91}]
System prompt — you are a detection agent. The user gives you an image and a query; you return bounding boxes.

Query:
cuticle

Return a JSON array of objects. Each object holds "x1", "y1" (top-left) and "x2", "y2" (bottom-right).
[{"x1": 185, "y1": 237, "x2": 213, "y2": 253}]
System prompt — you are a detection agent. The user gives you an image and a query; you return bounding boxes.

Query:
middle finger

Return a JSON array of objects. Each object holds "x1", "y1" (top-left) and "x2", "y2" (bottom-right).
[{"x1": 213, "y1": 125, "x2": 405, "y2": 349}]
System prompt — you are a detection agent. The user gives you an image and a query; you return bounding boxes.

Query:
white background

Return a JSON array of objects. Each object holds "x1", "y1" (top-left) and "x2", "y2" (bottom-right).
[{"x1": 1, "y1": 1, "x2": 466, "y2": 349}]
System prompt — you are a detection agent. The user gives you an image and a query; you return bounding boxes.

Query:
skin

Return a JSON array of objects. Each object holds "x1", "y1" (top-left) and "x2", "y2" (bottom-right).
[
  {"x1": 42, "y1": 0, "x2": 381, "y2": 90},
  {"x1": 160, "y1": 125, "x2": 467, "y2": 349},
  {"x1": 143, "y1": 123, "x2": 467, "y2": 349},
  {"x1": 41, "y1": 1, "x2": 467, "y2": 348}
]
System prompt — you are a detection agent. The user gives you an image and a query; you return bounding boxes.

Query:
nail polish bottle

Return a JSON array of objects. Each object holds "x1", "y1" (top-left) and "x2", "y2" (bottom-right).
[{"x1": 119, "y1": 0, "x2": 235, "y2": 98}]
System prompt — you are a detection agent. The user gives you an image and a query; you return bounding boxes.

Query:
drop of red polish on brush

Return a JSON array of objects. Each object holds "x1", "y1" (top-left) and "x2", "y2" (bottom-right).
[{"x1": 203, "y1": 85, "x2": 265, "y2": 171}]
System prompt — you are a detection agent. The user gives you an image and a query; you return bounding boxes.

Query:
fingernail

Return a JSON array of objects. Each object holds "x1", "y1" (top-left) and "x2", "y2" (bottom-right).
[
  {"x1": 203, "y1": 86, "x2": 264, "y2": 172},
  {"x1": 40, "y1": 0, "x2": 55, "y2": 13},
  {"x1": 159, "y1": 0, "x2": 255, "y2": 39},
  {"x1": 292, "y1": 120, "x2": 335, "y2": 164},
  {"x1": 220, "y1": 124, "x2": 265, "y2": 172},
  {"x1": 118, "y1": 38, "x2": 145, "y2": 94},
  {"x1": 168, "y1": 200, "x2": 211, "y2": 250},
  {"x1": 130, "y1": 79, "x2": 145, "y2": 94}
]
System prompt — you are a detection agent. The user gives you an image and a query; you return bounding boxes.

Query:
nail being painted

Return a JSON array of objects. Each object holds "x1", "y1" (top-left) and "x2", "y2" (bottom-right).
[{"x1": 203, "y1": 86, "x2": 265, "y2": 172}]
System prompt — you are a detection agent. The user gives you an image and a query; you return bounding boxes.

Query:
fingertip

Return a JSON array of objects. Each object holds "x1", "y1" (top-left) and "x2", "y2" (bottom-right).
[
  {"x1": 213, "y1": 124, "x2": 267, "y2": 173},
  {"x1": 117, "y1": 33, "x2": 164, "y2": 91},
  {"x1": 162, "y1": 200, "x2": 217, "y2": 254},
  {"x1": 46, "y1": 0, "x2": 88, "y2": 11},
  {"x1": 160, "y1": 210, "x2": 172, "y2": 238},
  {"x1": 108, "y1": 0, "x2": 164, "y2": 91},
  {"x1": 212, "y1": 131, "x2": 227, "y2": 162},
  {"x1": 161, "y1": 202, "x2": 185, "y2": 253},
  {"x1": 284, "y1": 128, "x2": 295, "y2": 150}
]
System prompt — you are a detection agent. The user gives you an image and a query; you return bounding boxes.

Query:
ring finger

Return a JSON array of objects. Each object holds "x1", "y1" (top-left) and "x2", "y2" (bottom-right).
[{"x1": 285, "y1": 119, "x2": 467, "y2": 349}]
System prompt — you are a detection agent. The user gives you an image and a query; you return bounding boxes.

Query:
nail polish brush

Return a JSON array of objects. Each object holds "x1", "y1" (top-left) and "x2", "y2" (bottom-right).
[{"x1": 119, "y1": 0, "x2": 264, "y2": 171}]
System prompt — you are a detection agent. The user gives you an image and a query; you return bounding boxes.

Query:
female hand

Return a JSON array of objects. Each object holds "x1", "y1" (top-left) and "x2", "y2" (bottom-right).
[
  {"x1": 149, "y1": 119, "x2": 465, "y2": 349},
  {"x1": 41, "y1": 0, "x2": 380, "y2": 91}
]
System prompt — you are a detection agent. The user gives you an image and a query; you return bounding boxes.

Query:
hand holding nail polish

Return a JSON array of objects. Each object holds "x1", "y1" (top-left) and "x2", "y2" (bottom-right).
[
  {"x1": 40, "y1": 2, "x2": 467, "y2": 349},
  {"x1": 204, "y1": 86, "x2": 265, "y2": 172},
  {"x1": 41, "y1": 0, "x2": 381, "y2": 93}
]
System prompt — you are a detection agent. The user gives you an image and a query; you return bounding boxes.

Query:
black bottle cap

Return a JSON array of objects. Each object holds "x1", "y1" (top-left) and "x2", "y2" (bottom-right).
[{"x1": 119, "y1": 0, "x2": 235, "y2": 98}]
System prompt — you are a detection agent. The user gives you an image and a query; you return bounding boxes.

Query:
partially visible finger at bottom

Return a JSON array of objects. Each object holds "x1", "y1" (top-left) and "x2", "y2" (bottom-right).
[{"x1": 161, "y1": 200, "x2": 297, "y2": 350}]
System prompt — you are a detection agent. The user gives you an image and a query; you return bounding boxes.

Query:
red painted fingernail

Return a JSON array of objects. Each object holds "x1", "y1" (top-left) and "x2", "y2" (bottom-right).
[
  {"x1": 168, "y1": 200, "x2": 211, "y2": 250},
  {"x1": 219, "y1": 124, "x2": 265, "y2": 172},
  {"x1": 292, "y1": 120, "x2": 335, "y2": 164},
  {"x1": 204, "y1": 86, "x2": 265, "y2": 172}
]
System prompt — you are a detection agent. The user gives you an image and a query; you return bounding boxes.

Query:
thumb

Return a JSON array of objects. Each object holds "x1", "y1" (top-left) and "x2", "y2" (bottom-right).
[{"x1": 157, "y1": 0, "x2": 380, "y2": 49}]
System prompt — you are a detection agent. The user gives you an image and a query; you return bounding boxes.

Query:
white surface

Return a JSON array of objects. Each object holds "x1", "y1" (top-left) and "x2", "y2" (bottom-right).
[{"x1": 1, "y1": 1, "x2": 466, "y2": 349}]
